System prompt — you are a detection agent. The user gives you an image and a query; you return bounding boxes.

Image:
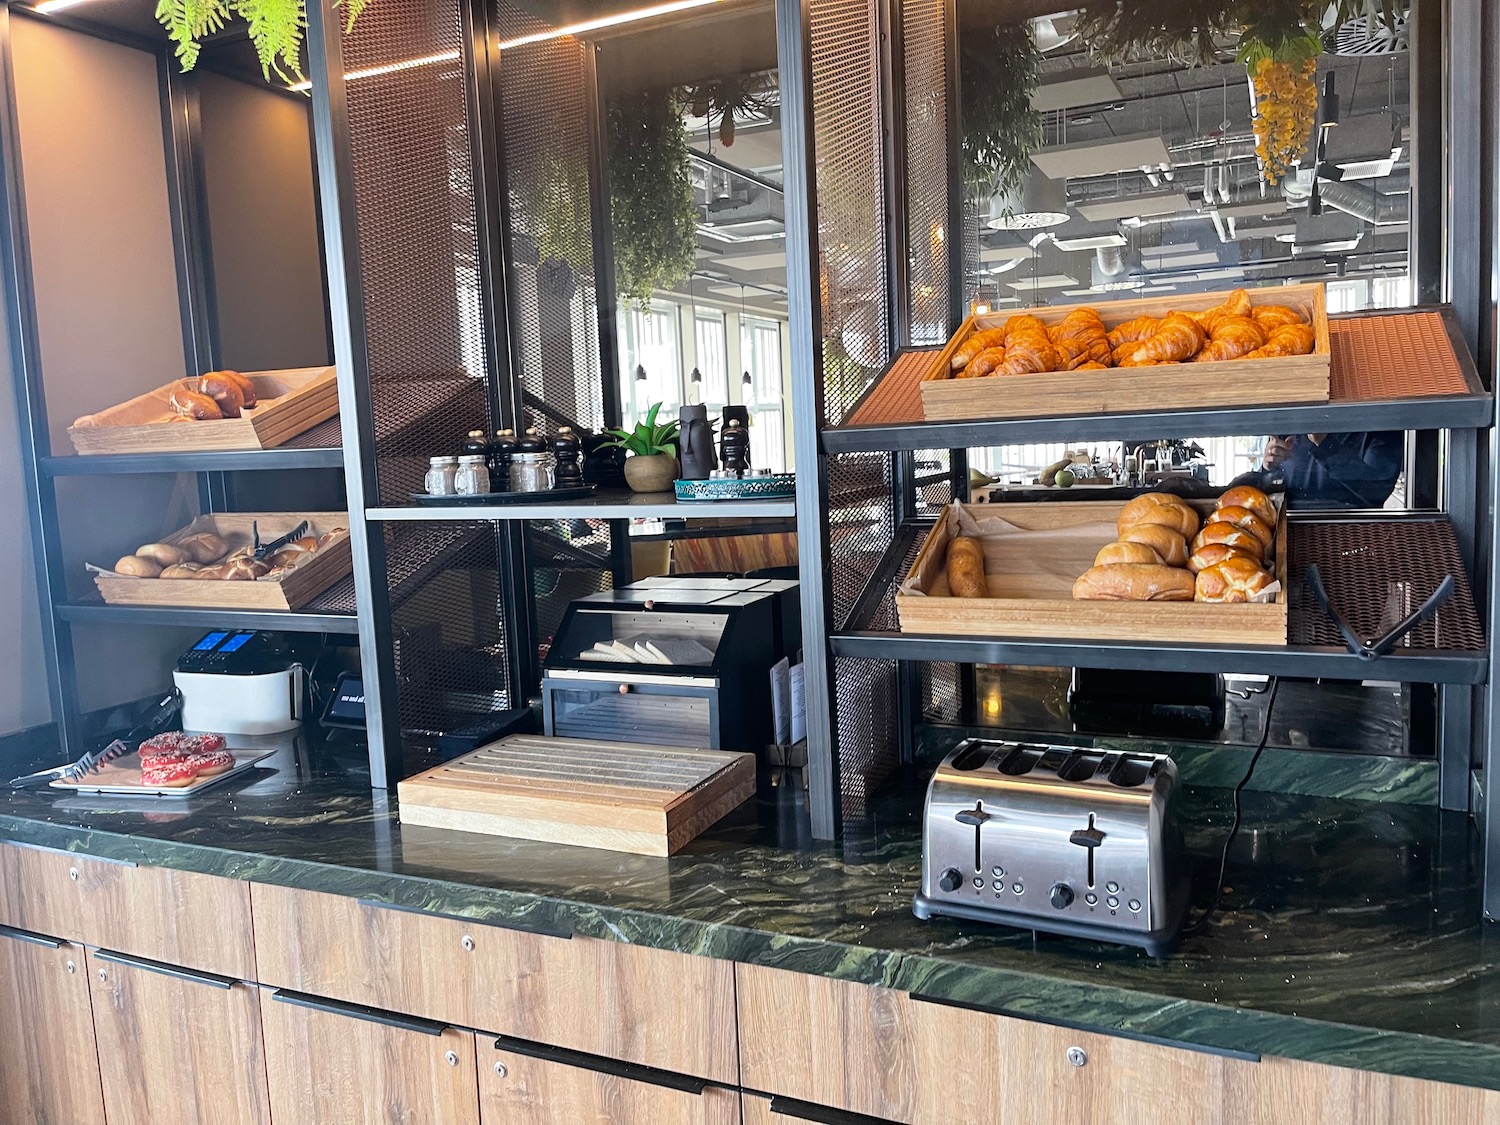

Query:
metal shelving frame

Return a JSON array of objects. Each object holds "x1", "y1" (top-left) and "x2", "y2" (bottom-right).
[{"x1": 0, "y1": 3, "x2": 349, "y2": 761}]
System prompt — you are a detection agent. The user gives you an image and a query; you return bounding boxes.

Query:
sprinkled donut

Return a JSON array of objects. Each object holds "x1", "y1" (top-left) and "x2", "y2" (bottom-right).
[
  {"x1": 191, "y1": 750, "x2": 235, "y2": 777},
  {"x1": 140, "y1": 760, "x2": 200, "y2": 788}
]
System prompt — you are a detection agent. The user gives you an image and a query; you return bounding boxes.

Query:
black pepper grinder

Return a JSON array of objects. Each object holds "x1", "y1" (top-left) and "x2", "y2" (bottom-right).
[
  {"x1": 460, "y1": 429, "x2": 489, "y2": 458},
  {"x1": 489, "y1": 428, "x2": 517, "y2": 490},
  {"x1": 553, "y1": 426, "x2": 584, "y2": 488},
  {"x1": 721, "y1": 418, "x2": 750, "y2": 477},
  {"x1": 515, "y1": 426, "x2": 546, "y2": 455}
]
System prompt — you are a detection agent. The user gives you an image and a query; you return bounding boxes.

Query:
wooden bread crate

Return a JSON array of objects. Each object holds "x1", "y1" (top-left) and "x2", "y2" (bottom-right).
[
  {"x1": 896, "y1": 498, "x2": 1288, "y2": 646},
  {"x1": 94, "y1": 511, "x2": 351, "y2": 612},
  {"x1": 920, "y1": 284, "x2": 1329, "y2": 422},
  {"x1": 397, "y1": 735, "x2": 757, "y2": 856},
  {"x1": 68, "y1": 366, "x2": 337, "y2": 454}
]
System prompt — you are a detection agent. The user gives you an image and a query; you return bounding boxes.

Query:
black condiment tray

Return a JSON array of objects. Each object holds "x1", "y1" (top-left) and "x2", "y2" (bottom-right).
[{"x1": 408, "y1": 485, "x2": 596, "y2": 505}]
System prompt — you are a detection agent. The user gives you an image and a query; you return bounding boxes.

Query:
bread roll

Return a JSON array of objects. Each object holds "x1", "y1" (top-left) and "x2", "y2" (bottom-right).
[
  {"x1": 135, "y1": 542, "x2": 188, "y2": 567},
  {"x1": 1072, "y1": 564, "x2": 1196, "y2": 602},
  {"x1": 177, "y1": 532, "x2": 230, "y2": 564},
  {"x1": 220, "y1": 557, "x2": 272, "y2": 581},
  {"x1": 168, "y1": 387, "x2": 222, "y2": 421},
  {"x1": 1188, "y1": 543, "x2": 1259, "y2": 574},
  {"x1": 1192, "y1": 521, "x2": 1262, "y2": 557},
  {"x1": 945, "y1": 536, "x2": 988, "y2": 598},
  {"x1": 1094, "y1": 541, "x2": 1164, "y2": 567},
  {"x1": 1195, "y1": 557, "x2": 1276, "y2": 604},
  {"x1": 317, "y1": 528, "x2": 347, "y2": 550},
  {"x1": 1212, "y1": 504, "x2": 1273, "y2": 555},
  {"x1": 1118, "y1": 523, "x2": 1188, "y2": 567},
  {"x1": 214, "y1": 369, "x2": 258, "y2": 408},
  {"x1": 1216, "y1": 485, "x2": 1276, "y2": 527},
  {"x1": 113, "y1": 555, "x2": 162, "y2": 578},
  {"x1": 159, "y1": 563, "x2": 205, "y2": 579},
  {"x1": 196, "y1": 373, "x2": 245, "y2": 418},
  {"x1": 1116, "y1": 493, "x2": 1200, "y2": 539}
]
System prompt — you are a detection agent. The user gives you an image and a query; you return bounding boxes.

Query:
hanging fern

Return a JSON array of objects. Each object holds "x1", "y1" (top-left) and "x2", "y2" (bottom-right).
[
  {"x1": 607, "y1": 87, "x2": 699, "y2": 309},
  {"x1": 157, "y1": 0, "x2": 363, "y2": 79}
]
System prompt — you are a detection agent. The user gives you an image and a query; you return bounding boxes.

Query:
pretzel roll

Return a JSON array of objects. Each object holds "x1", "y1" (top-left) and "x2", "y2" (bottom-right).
[
  {"x1": 159, "y1": 563, "x2": 206, "y2": 579},
  {"x1": 1073, "y1": 564, "x2": 1196, "y2": 602},
  {"x1": 1119, "y1": 523, "x2": 1188, "y2": 567},
  {"x1": 1187, "y1": 543, "x2": 1258, "y2": 574},
  {"x1": 1094, "y1": 541, "x2": 1164, "y2": 567},
  {"x1": 220, "y1": 557, "x2": 271, "y2": 581},
  {"x1": 214, "y1": 369, "x2": 258, "y2": 408},
  {"x1": 1116, "y1": 493, "x2": 1201, "y2": 540},
  {"x1": 1212, "y1": 505, "x2": 1274, "y2": 555},
  {"x1": 1192, "y1": 521, "x2": 1262, "y2": 557},
  {"x1": 168, "y1": 387, "x2": 222, "y2": 421},
  {"x1": 196, "y1": 373, "x2": 245, "y2": 419},
  {"x1": 1195, "y1": 557, "x2": 1276, "y2": 604},
  {"x1": 1216, "y1": 485, "x2": 1276, "y2": 528}
]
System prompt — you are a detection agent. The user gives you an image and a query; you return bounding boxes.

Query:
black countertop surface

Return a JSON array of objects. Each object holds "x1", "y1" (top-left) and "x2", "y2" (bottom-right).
[{"x1": 1, "y1": 734, "x2": 1498, "y2": 1091}]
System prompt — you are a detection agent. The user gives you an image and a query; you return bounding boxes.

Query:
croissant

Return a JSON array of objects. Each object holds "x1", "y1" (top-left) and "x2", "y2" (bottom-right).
[
  {"x1": 1190, "y1": 289, "x2": 1252, "y2": 328},
  {"x1": 1252, "y1": 305, "x2": 1305, "y2": 330},
  {"x1": 1075, "y1": 360, "x2": 1109, "y2": 371},
  {"x1": 959, "y1": 346, "x2": 1007, "y2": 379},
  {"x1": 951, "y1": 327, "x2": 1008, "y2": 371},
  {"x1": 1107, "y1": 315, "x2": 1161, "y2": 349},
  {"x1": 1051, "y1": 309, "x2": 1110, "y2": 371},
  {"x1": 1002, "y1": 314, "x2": 1048, "y2": 343},
  {"x1": 1120, "y1": 312, "x2": 1207, "y2": 366},
  {"x1": 1194, "y1": 316, "x2": 1266, "y2": 363},
  {"x1": 1000, "y1": 339, "x2": 1061, "y2": 375},
  {"x1": 1245, "y1": 322, "x2": 1316, "y2": 359}
]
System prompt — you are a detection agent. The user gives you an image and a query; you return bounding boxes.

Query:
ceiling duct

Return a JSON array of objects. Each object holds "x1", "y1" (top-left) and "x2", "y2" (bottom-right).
[
  {"x1": 1094, "y1": 245, "x2": 1127, "y2": 276},
  {"x1": 1319, "y1": 182, "x2": 1410, "y2": 226},
  {"x1": 1332, "y1": 9, "x2": 1409, "y2": 55}
]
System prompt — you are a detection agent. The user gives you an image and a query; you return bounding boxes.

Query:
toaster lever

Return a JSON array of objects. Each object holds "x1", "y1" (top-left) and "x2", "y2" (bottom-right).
[
  {"x1": 955, "y1": 806, "x2": 991, "y2": 826},
  {"x1": 1069, "y1": 826, "x2": 1106, "y2": 849}
]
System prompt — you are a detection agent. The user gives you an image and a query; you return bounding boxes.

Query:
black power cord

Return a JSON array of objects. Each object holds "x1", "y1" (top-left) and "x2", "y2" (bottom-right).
[{"x1": 1182, "y1": 676, "x2": 1280, "y2": 937}]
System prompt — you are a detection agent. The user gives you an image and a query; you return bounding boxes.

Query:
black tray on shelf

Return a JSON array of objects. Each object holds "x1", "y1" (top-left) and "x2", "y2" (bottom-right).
[{"x1": 407, "y1": 485, "x2": 597, "y2": 506}]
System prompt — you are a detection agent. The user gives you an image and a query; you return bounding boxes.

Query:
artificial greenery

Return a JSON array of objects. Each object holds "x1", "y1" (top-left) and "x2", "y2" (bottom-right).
[
  {"x1": 960, "y1": 24, "x2": 1044, "y2": 201},
  {"x1": 156, "y1": 0, "x2": 369, "y2": 77},
  {"x1": 608, "y1": 88, "x2": 700, "y2": 309},
  {"x1": 532, "y1": 153, "x2": 593, "y2": 279},
  {"x1": 600, "y1": 403, "x2": 680, "y2": 458},
  {"x1": 683, "y1": 73, "x2": 778, "y2": 148}
]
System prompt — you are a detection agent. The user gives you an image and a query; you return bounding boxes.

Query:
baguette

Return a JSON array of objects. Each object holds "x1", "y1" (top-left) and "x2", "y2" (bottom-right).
[
  {"x1": 1072, "y1": 564, "x2": 1196, "y2": 602},
  {"x1": 944, "y1": 536, "x2": 988, "y2": 598}
]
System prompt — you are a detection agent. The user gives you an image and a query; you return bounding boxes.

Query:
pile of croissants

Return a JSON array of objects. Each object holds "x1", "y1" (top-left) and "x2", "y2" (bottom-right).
[
  {"x1": 1072, "y1": 487, "x2": 1279, "y2": 604},
  {"x1": 950, "y1": 289, "x2": 1314, "y2": 379},
  {"x1": 110, "y1": 527, "x2": 346, "y2": 581},
  {"x1": 166, "y1": 370, "x2": 259, "y2": 421}
]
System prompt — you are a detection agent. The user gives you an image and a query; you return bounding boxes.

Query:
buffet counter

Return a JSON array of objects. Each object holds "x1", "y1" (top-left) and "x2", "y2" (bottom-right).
[{"x1": 1, "y1": 745, "x2": 1498, "y2": 1123}]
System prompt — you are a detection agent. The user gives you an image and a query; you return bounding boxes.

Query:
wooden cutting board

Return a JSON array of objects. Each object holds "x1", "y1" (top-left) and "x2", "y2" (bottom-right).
[{"x1": 396, "y1": 735, "x2": 757, "y2": 856}]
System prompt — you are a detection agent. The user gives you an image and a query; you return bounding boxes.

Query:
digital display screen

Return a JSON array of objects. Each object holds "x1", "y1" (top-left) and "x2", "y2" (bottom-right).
[
  {"x1": 193, "y1": 631, "x2": 230, "y2": 652},
  {"x1": 219, "y1": 633, "x2": 255, "y2": 654}
]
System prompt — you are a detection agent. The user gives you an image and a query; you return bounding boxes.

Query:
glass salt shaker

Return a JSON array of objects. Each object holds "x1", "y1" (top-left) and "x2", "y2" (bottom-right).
[
  {"x1": 454, "y1": 454, "x2": 491, "y2": 496},
  {"x1": 510, "y1": 452, "x2": 555, "y2": 493},
  {"x1": 425, "y1": 455, "x2": 459, "y2": 496}
]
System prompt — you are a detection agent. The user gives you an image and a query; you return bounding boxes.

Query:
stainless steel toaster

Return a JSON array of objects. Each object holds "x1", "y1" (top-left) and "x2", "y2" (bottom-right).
[{"x1": 913, "y1": 740, "x2": 1188, "y2": 954}]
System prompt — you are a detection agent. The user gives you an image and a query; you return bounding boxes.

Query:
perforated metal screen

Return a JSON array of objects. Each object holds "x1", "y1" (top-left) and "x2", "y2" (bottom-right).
[{"x1": 903, "y1": 0, "x2": 951, "y2": 346}]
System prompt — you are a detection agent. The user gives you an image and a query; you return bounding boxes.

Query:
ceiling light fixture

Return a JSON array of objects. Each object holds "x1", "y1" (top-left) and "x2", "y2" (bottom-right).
[
  {"x1": 497, "y1": 0, "x2": 724, "y2": 50},
  {"x1": 986, "y1": 170, "x2": 1069, "y2": 231},
  {"x1": 33, "y1": 0, "x2": 93, "y2": 13},
  {"x1": 285, "y1": 49, "x2": 461, "y2": 92}
]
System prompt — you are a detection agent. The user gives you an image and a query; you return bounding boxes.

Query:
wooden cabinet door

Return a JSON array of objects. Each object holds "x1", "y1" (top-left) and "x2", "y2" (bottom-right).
[
  {"x1": 1222, "y1": 1056, "x2": 1500, "y2": 1125},
  {"x1": 0, "y1": 925, "x2": 105, "y2": 1125},
  {"x1": 86, "y1": 947, "x2": 270, "y2": 1125},
  {"x1": 261, "y1": 988, "x2": 479, "y2": 1125},
  {"x1": 741, "y1": 1091, "x2": 899, "y2": 1124},
  {"x1": 737, "y1": 962, "x2": 1225, "y2": 1125},
  {"x1": 478, "y1": 1037, "x2": 740, "y2": 1125}
]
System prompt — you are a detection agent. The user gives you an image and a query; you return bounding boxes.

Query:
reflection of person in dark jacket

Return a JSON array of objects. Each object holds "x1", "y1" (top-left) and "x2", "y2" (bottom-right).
[{"x1": 1256, "y1": 432, "x2": 1404, "y2": 509}]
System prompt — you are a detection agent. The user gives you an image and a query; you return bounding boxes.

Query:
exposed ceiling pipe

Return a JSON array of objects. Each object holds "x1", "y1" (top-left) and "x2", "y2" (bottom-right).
[
  {"x1": 1210, "y1": 209, "x2": 1232, "y2": 244},
  {"x1": 1319, "y1": 182, "x2": 1411, "y2": 225},
  {"x1": 1095, "y1": 245, "x2": 1127, "y2": 276}
]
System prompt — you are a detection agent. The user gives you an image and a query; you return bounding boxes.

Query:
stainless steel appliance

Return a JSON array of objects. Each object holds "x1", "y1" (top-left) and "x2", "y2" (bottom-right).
[{"x1": 914, "y1": 740, "x2": 1188, "y2": 954}]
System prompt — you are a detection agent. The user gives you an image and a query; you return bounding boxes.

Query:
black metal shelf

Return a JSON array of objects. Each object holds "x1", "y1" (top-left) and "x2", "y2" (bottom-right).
[
  {"x1": 829, "y1": 630, "x2": 1486, "y2": 685},
  {"x1": 822, "y1": 393, "x2": 1495, "y2": 454},
  {"x1": 369, "y1": 491, "x2": 798, "y2": 521},
  {"x1": 55, "y1": 597, "x2": 359, "y2": 635},
  {"x1": 42, "y1": 447, "x2": 345, "y2": 476}
]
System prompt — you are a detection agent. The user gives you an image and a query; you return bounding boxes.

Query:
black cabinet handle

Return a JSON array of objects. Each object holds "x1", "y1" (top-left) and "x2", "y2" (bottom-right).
[
  {"x1": 493, "y1": 1036, "x2": 712, "y2": 1095},
  {"x1": 271, "y1": 989, "x2": 451, "y2": 1037},
  {"x1": 92, "y1": 948, "x2": 238, "y2": 990},
  {"x1": 355, "y1": 898, "x2": 572, "y2": 940},
  {"x1": 765, "y1": 1095, "x2": 898, "y2": 1124},
  {"x1": 908, "y1": 992, "x2": 1260, "y2": 1062},
  {"x1": 0, "y1": 923, "x2": 62, "y2": 949}
]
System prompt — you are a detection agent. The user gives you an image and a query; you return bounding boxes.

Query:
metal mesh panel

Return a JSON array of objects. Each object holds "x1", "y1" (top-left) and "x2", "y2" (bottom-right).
[
  {"x1": 811, "y1": 0, "x2": 890, "y2": 424},
  {"x1": 1288, "y1": 517, "x2": 1485, "y2": 650},
  {"x1": 342, "y1": 1, "x2": 491, "y2": 502},
  {"x1": 528, "y1": 518, "x2": 615, "y2": 662},
  {"x1": 903, "y1": 0, "x2": 950, "y2": 346},
  {"x1": 827, "y1": 452, "x2": 896, "y2": 628},
  {"x1": 383, "y1": 521, "x2": 510, "y2": 734},
  {"x1": 919, "y1": 661, "x2": 962, "y2": 724},
  {"x1": 497, "y1": 6, "x2": 605, "y2": 434},
  {"x1": 834, "y1": 656, "x2": 898, "y2": 815},
  {"x1": 912, "y1": 448, "x2": 954, "y2": 515}
]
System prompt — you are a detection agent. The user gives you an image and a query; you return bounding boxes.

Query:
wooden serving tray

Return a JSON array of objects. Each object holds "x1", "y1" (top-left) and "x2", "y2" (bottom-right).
[
  {"x1": 68, "y1": 366, "x2": 338, "y2": 454},
  {"x1": 397, "y1": 735, "x2": 757, "y2": 856},
  {"x1": 919, "y1": 284, "x2": 1330, "y2": 422},
  {"x1": 896, "y1": 499, "x2": 1288, "y2": 646},
  {"x1": 93, "y1": 511, "x2": 351, "y2": 612}
]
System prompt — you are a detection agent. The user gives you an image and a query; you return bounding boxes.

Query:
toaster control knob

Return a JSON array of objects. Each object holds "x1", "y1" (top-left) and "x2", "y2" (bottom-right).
[
  {"x1": 938, "y1": 868, "x2": 964, "y2": 893},
  {"x1": 1049, "y1": 883, "x2": 1075, "y2": 910}
]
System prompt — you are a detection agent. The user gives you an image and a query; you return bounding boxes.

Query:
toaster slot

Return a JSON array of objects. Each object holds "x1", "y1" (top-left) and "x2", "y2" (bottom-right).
[
  {"x1": 950, "y1": 741, "x2": 995, "y2": 772},
  {"x1": 996, "y1": 744, "x2": 1045, "y2": 775},
  {"x1": 1108, "y1": 755, "x2": 1156, "y2": 788},
  {"x1": 1057, "y1": 750, "x2": 1107, "y2": 782}
]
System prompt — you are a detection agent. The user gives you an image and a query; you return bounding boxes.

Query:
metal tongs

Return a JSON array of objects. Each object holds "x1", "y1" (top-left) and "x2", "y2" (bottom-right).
[
  {"x1": 1304, "y1": 563, "x2": 1455, "y2": 661},
  {"x1": 8, "y1": 689, "x2": 182, "y2": 789},
  {"x1": 253, "y1": 519, "x2": 309, "y2": 560}
]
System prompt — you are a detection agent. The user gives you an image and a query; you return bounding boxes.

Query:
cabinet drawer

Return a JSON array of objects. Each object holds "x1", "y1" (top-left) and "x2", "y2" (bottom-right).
[
  {"x1": 737, "y1": 963, "x2": 1226, "y2": 1125},
  {"x1": 0, "y1": 841, "x2": 255, "y2": 978},
  {"x1": 262, "y1": 989, "x2": 479, "y2": 1125},
  {"x1": 1221, "y1": 1055, "x2": 1500, "y2": 1125},
  {"x1": 249, "y1": 882, "x2": 738, "y2": 1083},
  {"x1": 480, "y1": 1037, "x2": 740, "y2": 1125}
]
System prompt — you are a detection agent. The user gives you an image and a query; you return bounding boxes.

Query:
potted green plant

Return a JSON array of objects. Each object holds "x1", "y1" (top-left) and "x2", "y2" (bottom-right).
[{"x1": 601, "y1": 403, "x2": 681, "y2": 493}]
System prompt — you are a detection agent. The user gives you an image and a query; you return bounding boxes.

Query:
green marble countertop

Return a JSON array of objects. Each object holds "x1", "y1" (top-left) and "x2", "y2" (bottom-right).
[{"x1": 1, "y1": 741, "x2": 1497, "y2": 1092}]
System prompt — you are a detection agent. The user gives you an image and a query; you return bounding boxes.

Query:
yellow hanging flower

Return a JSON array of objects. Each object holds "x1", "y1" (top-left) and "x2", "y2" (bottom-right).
[{"x1": 1250, "y1": 57, "x2": 1317, "y2": 186}]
